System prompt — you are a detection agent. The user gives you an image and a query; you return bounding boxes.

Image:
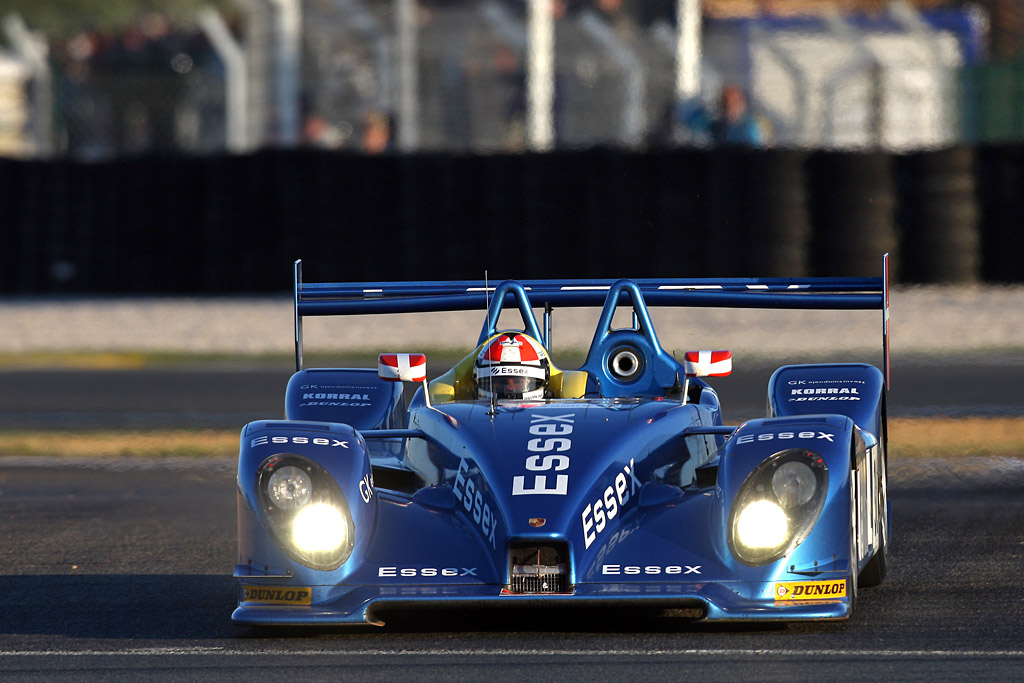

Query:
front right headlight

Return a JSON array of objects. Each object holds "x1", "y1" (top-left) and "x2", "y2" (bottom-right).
[
  {"x1": 734, "y1": 499, "x2": 789, "y2": 551},
  {"x1": 257, "y1": 454, "x2": 354, "y2": 570},
  {"x1": 728, "y1": 449, "x2": 829, "y2": 566}
]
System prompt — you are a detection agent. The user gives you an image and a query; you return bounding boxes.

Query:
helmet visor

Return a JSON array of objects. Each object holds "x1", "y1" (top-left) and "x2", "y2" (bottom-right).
[{"x1": 482, "y1": 375, "x2": 545, "y2": 399}]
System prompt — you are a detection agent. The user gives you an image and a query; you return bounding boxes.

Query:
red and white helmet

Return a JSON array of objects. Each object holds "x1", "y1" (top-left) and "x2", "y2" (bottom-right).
[{"x1": 474, "y1": 333, "x2": 550, "y2": 400}]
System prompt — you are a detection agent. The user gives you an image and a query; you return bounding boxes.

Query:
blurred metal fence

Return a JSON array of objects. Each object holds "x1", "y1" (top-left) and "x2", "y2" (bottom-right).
[{"x1": 0, "y1": 0, "x2": 1014, "y2": 159}]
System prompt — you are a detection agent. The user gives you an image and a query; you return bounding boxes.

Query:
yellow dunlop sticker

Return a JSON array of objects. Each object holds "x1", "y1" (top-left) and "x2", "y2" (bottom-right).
[
  {"x1": 773, "y1": 579, "x2": 847, "y2": 601},
  {"x1": 241, "y1": 585, "x2": 312, "y2": 605}
]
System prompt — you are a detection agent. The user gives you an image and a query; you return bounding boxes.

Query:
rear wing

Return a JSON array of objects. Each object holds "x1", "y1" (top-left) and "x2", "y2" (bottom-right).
[{"x1": 293, "y1": 255, "x2": 891, "y2": 388}]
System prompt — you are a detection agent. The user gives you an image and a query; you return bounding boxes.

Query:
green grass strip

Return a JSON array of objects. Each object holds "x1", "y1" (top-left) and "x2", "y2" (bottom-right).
[{"x1": 0, "y1": 418, "x2": 1020, "y2": 460}]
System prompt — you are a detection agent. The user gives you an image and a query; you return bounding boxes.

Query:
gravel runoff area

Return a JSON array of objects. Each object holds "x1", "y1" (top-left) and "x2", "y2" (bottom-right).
[{"x1": 1, "y1": 286, "x2": 1022, "y2": 358}]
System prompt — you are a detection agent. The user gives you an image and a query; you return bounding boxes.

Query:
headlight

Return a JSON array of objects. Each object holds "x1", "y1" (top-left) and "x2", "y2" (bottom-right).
[
  {"x1": 267, "y1": 466, "x2": 312, "y2": 510},
  {"x1": 735, "y1": 500, "x2": 789, "y2": 550},
  {"x1": 728, "y1": 449, "x2": 828, "y2": 565},
  {"x1": 257, "y1": 455, "x2": 354, "y2": 570},
  {"x1": 772, "y1": 460, "x2": 818, "y2": 507},
  {"x1": 292, "y1": 503, "x2": 348, "y2": 552}
]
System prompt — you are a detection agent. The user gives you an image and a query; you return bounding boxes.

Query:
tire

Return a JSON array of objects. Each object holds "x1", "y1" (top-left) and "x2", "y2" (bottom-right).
[
  {"x1": 847, "y1": 473, "x2": 859, "y2": 614},
  {"x1": 859, "y1": 533, "x2": 887, "y2": 587},
  {"x1": 858, "y1": 413, "x2": 889, "y2": 588}
]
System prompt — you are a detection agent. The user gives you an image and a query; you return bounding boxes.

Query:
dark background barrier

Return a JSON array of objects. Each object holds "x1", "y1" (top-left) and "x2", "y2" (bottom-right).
[{"x1": 2, "y1": 144, "x2": 1020, "y2": 294}]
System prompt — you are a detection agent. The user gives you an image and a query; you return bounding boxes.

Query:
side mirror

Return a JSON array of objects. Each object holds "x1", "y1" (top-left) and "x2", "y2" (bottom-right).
[
  {"x1": 378, "y1": 353, "x2": 427, "y2": 383},
  {"x1": 683, "y1": 350, "x2": 733, "y2": 378},
  {"x1": 378, "y1": 353, "x2": 451, "y2": 419}
]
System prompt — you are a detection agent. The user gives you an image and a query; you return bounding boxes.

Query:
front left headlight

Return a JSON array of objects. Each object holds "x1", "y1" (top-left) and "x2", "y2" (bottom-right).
[
  {"x1": 728, "y1": 449, "x2": 829, "y2": 566},
  {"x1": 292, "y1": 503, "x2": 348, "y2": 553},
  {"x1": 257, "y1": 455, "x2": 354, "y2": 570}
]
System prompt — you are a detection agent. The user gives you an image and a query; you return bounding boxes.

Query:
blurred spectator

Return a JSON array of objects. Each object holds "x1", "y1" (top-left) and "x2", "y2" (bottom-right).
[
  {"x1": 51, "y1": 12, "x2": 211, "y2": 157},
  {"x1": 986, "y1": 0, "x2": 1024, "y2": 60},
  {"x1": 361, "y1": 110, "x2": 392, "y2": 154},
  {"x1": 441, "y1": 42, "x2": 475, "y2": 151},
  {"x1": 676, "y1": 84, "x2": 766, "y2": 147},
  {"x1": 302, "y1": 112, "x2": 345, "y2": 148},
  {"x1": 301, "y1": 94, "x2": 345, "y2": 148},
  {"x1": 594, "y1": 0, "x2": 637, "y2": 39},
  {"x1": 493, "y1": 44, "x2": 526, "y2": 150}
]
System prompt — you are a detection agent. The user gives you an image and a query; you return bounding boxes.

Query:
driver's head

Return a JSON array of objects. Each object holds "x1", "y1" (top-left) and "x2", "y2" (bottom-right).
[{"x1": 473, "y1": 333, "x2": 549, "y2": 400}]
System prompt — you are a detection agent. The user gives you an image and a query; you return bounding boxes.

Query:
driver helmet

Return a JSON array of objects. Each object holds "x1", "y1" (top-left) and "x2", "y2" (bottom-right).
[{"x1": 474, "y1": 333, "x2": 550, "y2": 400}]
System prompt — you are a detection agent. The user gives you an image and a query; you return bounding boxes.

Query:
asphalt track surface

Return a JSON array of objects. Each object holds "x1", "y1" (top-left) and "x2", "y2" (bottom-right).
[
  {"x1": 1, "y1": 357, "x2": 1022, "y2": 680},
  {"x1": 1, "y1": 354, "x2": 1021, "y2": 429}
]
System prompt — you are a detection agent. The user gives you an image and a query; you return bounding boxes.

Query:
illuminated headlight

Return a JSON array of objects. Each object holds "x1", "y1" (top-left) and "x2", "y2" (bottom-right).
[
  {"x1": 292, "y1": 503, "x2": 348, "y2": 552},
  {"x1": 257, "y1": 455, "x2": 354, "y2": 570},
  {"x1": 735, "y1": 500, "x2": 789, "y2": 550},
  {"x1": 729, "y1": 449, "x2": 828, "y2": 565}
]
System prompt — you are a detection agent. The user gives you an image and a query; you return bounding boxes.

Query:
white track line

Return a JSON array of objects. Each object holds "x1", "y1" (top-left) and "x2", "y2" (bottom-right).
[{"x1": 1, "y1": 647, "x2": 1023, "y2": 658}]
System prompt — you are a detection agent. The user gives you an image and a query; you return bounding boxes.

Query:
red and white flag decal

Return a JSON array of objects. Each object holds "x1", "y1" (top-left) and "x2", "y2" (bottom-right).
[
  {"x1": 683, "y1": 350, "x2": 733, "y2": 377},
  {"x1": 378, "y1": 353, "x2": 427, "y2": 383}
]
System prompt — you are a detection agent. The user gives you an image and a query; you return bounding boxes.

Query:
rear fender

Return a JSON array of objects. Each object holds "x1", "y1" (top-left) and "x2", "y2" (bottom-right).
[
  {"x1": 286, "y1": 368, "x2": 405, "y2": 429},
  {"x1": 768, "y1": 364, "x2": 884, "y2": 438}
]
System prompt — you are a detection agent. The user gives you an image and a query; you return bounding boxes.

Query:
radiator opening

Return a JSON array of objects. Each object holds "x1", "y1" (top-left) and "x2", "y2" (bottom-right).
[{"x1": 506, "y1": 542, "x2": 572, "y2": 595}]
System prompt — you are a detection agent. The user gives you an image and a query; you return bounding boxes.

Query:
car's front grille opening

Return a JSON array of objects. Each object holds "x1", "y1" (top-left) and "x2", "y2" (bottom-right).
[{"x1": 507, "y1": 542, "x2": 572, "y2": 594}]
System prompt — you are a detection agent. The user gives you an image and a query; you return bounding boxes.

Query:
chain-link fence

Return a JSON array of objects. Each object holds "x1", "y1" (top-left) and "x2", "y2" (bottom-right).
[{"x1": 0, "y1": 0, "x2": 1020, "y2": 159}]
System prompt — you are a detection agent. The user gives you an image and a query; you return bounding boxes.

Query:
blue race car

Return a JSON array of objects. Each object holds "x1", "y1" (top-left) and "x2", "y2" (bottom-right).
[{"x1": 233, "y1": 258, "x2": 891, "y2": 626}]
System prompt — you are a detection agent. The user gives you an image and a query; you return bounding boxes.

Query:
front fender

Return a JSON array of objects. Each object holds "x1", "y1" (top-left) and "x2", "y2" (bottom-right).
[
  {"x1": 236, "y1": 420, "x2": 378, "y2": 586},
  {"x1": 712, "y1": 415, "x2": 857, "y2": 575}
]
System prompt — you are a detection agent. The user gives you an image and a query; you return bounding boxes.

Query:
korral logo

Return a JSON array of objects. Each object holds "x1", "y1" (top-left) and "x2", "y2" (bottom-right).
[{"x1": 773, "y1": 579, "x2": 848, "y2": 602}]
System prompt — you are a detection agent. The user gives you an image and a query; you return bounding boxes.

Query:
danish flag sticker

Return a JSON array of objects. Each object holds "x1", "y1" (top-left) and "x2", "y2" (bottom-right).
[
  {"x1": 683, "y1": 350, "x2": 733, "y2": 378},
  {"x1": 378, "y1": 353, "x2": 427, "y2": 383}
]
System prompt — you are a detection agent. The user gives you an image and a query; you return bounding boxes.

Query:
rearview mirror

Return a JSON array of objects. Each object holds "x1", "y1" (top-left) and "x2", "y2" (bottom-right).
[
  {"x1": 378, "y1": 353, "x2": 427, "y2": 383},
  {"x1": 683, "y1": 350, "x2": 733, "y2": 378}
]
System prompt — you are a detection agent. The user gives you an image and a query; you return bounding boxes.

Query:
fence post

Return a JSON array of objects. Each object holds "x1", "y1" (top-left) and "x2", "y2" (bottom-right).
[
  {"x1": 395, "y1": 0, "x2": 420, "y2": 152},
  {"x1": 267, "y1": 0, "x2": 302, "y2": 146},
  {"x1": 527, "y1": 0, "x2": 555, "y2": 151},
  {"x1": 199, "y1": 8, "x2": 250, "y2": 153},
  {"x1": 2, "y1": 14, "x2": 52, "y2": 157},
  {"x1": 675, "y1": 0, "x2": 701, "y2": 103}
]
